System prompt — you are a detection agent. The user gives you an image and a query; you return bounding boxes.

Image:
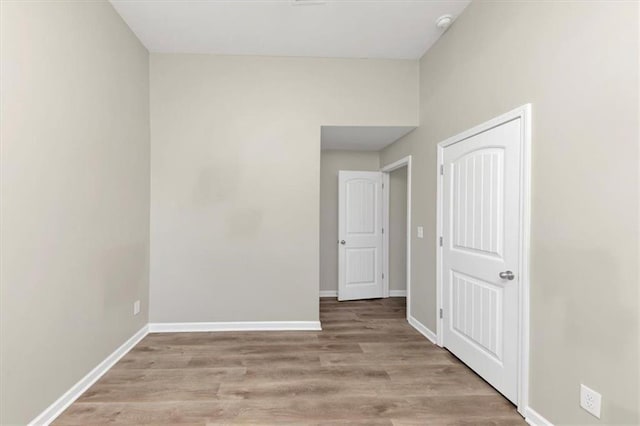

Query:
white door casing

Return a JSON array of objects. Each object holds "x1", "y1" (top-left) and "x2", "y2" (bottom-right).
[
  {"x1": 338, "y1": 171, "x2": 384, "y2": 301},
  {"x1": 441, "y1": 117, "x2": 523, "y2": 404}
]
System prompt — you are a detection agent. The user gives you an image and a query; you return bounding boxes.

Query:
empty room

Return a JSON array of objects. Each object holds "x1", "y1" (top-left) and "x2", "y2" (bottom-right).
[{"x1": 1, "y1": 0, "x2": 638, "y2": 425}]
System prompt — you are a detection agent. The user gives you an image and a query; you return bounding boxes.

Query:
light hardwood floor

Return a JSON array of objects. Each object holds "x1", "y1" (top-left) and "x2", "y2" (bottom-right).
[{"x1": 54, "y1": 297, "x2": 525, "y2": 425}]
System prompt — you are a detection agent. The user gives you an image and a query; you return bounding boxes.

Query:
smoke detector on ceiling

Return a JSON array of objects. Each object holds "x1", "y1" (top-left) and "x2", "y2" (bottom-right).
[{"x1": 436, "y1": 14, "x2": 454, "y2": 30}]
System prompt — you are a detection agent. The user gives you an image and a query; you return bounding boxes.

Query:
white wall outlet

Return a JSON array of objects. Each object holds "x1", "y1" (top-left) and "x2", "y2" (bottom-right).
[
  {"x1": 133, "y1": 300, "x2": 141, "y2": 316},
  {"x1": 580, "y1": 384, "x2": 602, "y2": 418},
  {"x1": 417, "y1": 226, "x2": 424, "y2": 238}
]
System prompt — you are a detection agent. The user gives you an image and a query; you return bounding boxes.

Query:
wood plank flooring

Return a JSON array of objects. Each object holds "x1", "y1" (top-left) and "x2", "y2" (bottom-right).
[{"x1": 54, "y1": 297, "x2": 525, "y2": 425}]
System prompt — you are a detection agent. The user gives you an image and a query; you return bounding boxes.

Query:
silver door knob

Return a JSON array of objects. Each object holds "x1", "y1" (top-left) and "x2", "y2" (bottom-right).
[
  {"x1": 499, "y1": 271, "x2": 515, "y2": 280},
  {"x1": 340, "y1": 240, "x2": 346, "y2": 245}
]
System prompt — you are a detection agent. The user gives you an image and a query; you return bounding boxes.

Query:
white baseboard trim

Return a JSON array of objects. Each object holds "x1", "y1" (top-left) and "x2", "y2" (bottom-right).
[
  {"x1": 408, "y1": 315, "x2": 437, "y2": 345},
  {"x1": 148, "y1": 321, "x2": 322, "y2": 333},
  {"x1": 319, "y1": 290, "x2": 338, "y2": 298},
  {"x1": 523, "y1": 406, "x2": 553, "y2": 426},
  {"x1": 28, "y1": 325, "x2": 149, "y2": 426}
]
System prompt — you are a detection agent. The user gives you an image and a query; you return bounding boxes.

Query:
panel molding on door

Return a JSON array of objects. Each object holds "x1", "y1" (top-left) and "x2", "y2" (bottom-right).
[
  {"x1": 436, "y1": 105, "x2": 532, "y2": 413},
  {"x1": 450, "y1": 269, "x2": 504, "y2": 361},
  {"x1": 338, "y1": 171, "x2": 383, "y2": 301}
]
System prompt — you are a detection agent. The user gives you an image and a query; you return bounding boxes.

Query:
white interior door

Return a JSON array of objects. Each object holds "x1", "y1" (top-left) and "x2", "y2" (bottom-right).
[
  {"x1": 442, "y1": 118, "x2": 522, "y2": 403},
  {"x1": 338, "y1": 171, "x2": 383, "y2": 301}
]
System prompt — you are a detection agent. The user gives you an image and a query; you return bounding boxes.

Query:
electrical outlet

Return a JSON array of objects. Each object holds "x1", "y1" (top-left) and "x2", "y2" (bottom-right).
[
  {"x1": 133, "y1": 300, "x2": 141, "y2": 316},
  {"x1": 580, "y1": 384, "x2": 601, "y2": 418},
  {"x1": 417, "y1": 226, "x2": 424, "y2": 238}
]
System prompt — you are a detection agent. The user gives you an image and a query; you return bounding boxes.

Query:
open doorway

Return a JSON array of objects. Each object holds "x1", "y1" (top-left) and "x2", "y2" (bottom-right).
[
  {"x1": 387, "y1": 165, "x2": 408, "y2": 298},
  {"x1": 329, "y1": 158, "x2": 411, "y2": 311},
  {"x1": 319, "y1": 126, "x2": 415, "y2": 303},
  {"x1": 318, "y1": 149, "x2": 412, "y2": 320},
  {"x1": 381, "y1": 156, "x2": 412, "y2": 319}
]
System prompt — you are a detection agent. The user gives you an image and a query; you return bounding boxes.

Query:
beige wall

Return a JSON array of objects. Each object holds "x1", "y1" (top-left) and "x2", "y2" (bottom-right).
[
  {"x1": 389, "y1": 166, "x2": 407, "y2": 292},
  {"x1": 149, "y1": 55, "x2": 418, "y2": 322},
  {"x1": 319, "y1": 150, "x2": 380, "y2": 293},
  {"x1": 0, "y1": 1, "x2": 150, "y2": 424},
  {"x1": 380, "y1": 1, "x2": 639, "y2": 424}
]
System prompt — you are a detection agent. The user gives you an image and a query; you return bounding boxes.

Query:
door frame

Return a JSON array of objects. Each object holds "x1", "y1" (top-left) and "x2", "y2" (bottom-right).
[
  {"x1": 435, "y1": 105, "x2": 532, "y2": 415},
  {"x1": 381, "y1": 155, "x2": 412, "y2": 320}
]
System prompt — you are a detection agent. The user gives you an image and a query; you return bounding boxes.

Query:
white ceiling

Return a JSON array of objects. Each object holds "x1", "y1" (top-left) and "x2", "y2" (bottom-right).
[
  {"x1": 110, "y1": 0, "x2": 470, "y2": 60},
  {"x1": 321, "y1": 126, "x2": 415, "y2": 151}
]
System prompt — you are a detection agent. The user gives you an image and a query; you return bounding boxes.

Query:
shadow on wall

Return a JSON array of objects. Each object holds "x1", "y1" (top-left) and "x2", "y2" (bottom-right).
[{"x1": 192, "y1": 151, "x2": 264, "y2": 239}]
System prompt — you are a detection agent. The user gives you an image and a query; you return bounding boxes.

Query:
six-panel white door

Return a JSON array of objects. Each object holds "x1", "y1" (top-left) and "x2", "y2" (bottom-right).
[
  {"x1": 442, "y1": 118, "x2": 522, "y2": 403},
  {"x1": 338, "y1": 171, "x2": 383, "y2": 301}
]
